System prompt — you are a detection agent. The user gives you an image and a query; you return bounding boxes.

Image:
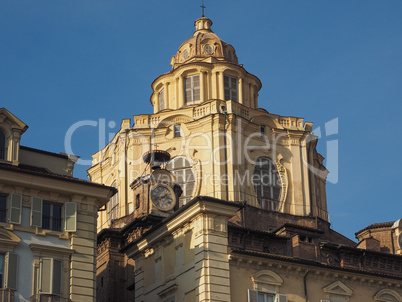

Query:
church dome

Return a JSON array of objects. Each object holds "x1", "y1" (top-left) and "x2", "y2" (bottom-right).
[{"x1": 170, "y1": 17, "x2": 238, "y2": 69}]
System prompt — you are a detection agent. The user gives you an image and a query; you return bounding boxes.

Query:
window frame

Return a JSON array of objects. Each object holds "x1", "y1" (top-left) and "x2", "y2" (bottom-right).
[
  {"x1": 42, "y1": 202, "x2": 63, "y2": 232},
  {"x1": 224, "y1": 74, "x2": 238, "y2": 102},
  {"x1": 108, "y1": 182, "x2": 119, "y2": 222},
  {"x1": 30, "y1": 244, "x2": 73, "y2": 300},
  {"x1": 174, "y1": 125, "x2": 182, "y2": 138},
  {"x1": 0, "y1": 195, "x2": 7, "y2": 223},
  {"x1": 0, "y1": 253, "x2": 4, "y2": 289},
  {"x1": 184, "y1": 74, "x2": 200, "y2": 104},
  {"x1": 253, "y1": 157, "x2": 282, "y2": 212},
  {"x1": 166, "y1": 157, "x2": 195, "y2": 206},
  {"x1": 0, "y1": 131, "x2": 6, "y2": 160},
  {"x1": 159, "y1": 88, "x2": 166, "y2": 110}
]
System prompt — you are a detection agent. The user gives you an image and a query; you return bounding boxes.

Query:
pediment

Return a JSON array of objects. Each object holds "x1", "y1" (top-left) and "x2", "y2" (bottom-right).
[
  {"x1": 374, "y1": 289, "x2": 402, "y2": 302},
  {"x1": 0, "y1": 227, "x2": 21, "y2": 250},
  {"x1": 250, "y1": 115, "x2": 283, "y2": 130},
  {"x1": 159, "y1": 114, "x2": 194, "y2": 128},
  {"x1": 252, "y1": 270, "x2": 283, "y2": 286},
  {"x1": 0, "y1": 108, "x2": 28, "y2": 133},
  {"x1": 323, "y1": 281, "x2": 353, "y2": 296}
]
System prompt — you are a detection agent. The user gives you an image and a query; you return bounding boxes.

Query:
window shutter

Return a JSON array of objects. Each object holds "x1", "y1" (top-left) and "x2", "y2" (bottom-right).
[
  {"x1": 52, "y1": 260, "x2": 62, "y2": 295},
  {"x1": 4, "y1": 252, "x2": 18, "y2": 290},
  {"x1": 64, "y1": 202, "x2": 77, "y2": 232},
  {"x1": 31, "y1": 196, "x2": 43, "y2": 227},
  {"x1": 8, "y1": 194, "x2": 22, "y2": 224},
  {"x1": 185, "y1": 77, "x2": 192, "y2": 104},
  {"x1": 248, "y1": 289, "x2": 258, "y2": 302},
  {"x1": 193, "y1": 75, "x2": 200, "y2": 102},
  {"x1": 40, "y1": 258, "x2": 52, "y2": 294},
  {"x1": 275, "y1": 294, "x2": 288, "y2": 302}
]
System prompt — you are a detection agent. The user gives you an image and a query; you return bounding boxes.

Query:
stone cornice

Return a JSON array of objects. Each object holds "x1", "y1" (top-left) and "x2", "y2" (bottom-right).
[{"x1": 122, "y1": 197, "x2": 241, "y2": 257}]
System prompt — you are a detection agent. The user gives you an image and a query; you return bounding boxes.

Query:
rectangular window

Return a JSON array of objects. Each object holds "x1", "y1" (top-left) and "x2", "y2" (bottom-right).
[
  {"x1": 261, "y1": 126, "x2": 266, "y2": 138},
  {"x1": 174, "y1": 125, "x2": 182, "y2": 137},
  {"x1": 0, "y1": 254, "x2": 4, "y2": 288},
  {"x1": 258, "y1": 292, "x2": 274, "y2": 302},
  {"x1": 40, "y1": 258, "x2": 62, "y2": 296},
  {"x1": 159, "y1": 88, "x2": 165, "y2": 110},
  {"x1": 135, "y1": 194, "x2": 140, "y2": 209},
  {"x1": 42, "y1": 202, "x2": 62, "y2": 232},
  {"x1": 184, "y1": 75, "x2": 200, "y2": 104},
  {"x1": 0, "y1": 195, "x2": 6, "y2": 223},
  {"x1": 224, "y1": 75, "x2": 238, "y2": 102}
]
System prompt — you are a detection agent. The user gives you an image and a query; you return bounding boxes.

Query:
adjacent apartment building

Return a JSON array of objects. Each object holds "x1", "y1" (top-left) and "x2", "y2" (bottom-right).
[{"x1": 0, "y1": 108, "x2": 116, "y2": 302}]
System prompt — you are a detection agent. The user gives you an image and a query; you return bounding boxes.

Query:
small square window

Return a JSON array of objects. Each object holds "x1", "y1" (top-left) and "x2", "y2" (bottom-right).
[{"x1": 174, "y1": 125, "x2": 181, "y2": 137}]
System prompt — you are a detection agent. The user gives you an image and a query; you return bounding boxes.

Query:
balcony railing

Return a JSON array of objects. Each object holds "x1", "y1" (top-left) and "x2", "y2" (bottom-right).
[
  {"x1": 0, "y1": 289, "x2": 15, "y2": 302},
  {"x1": 30, "y1": 294, "x2": 71, "y2": 302}
]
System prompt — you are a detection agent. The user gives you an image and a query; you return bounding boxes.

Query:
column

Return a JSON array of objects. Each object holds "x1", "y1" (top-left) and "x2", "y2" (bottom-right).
[
  {"x1": 179, "y1": 76, "x2": 184, "y2": 107},
  {"x1": 200, "y1": 71, "x2": 205, "y2": 102},
  {"x1": 164, "y1": 82, "x2": 169, "y2": 108},
  {"x1": 218, "y1": 72, "x2": 224, "y2": 100},
  {"x1": 212, "y1": 72, "x2": 218, "y2": 99},
  {"x1": 238, "y1": 77, "x2": 243, "y2": 104}
]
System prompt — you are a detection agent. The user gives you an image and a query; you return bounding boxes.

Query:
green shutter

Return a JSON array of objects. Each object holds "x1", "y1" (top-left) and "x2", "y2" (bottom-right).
[
  {"x1": 248, "y1": 289, "x2": 258, "y2": 302},
  {"x1": 31, "y1": 196, "x2": 43, "y2": 227},
  {"x1": 40, "y1": 258, "x2": 52, "y2": 294},
  {"x1": 64, "y1": 202, "x2": 77, "y2": 232},
  {"x1": 52, "y1": 260, "x2": 62, "y2": 295},
  {"x1": 8, "y1": 194, "x2": 22, "y2": 224},
  {"x1": 5, "y1": 252, "x2": 18, "y2": 290}
]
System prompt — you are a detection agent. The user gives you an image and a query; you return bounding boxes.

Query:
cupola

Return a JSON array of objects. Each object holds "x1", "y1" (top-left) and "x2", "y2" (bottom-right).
[{"x1": 170, "y1": 17, "x2": 238, "y2": 69}]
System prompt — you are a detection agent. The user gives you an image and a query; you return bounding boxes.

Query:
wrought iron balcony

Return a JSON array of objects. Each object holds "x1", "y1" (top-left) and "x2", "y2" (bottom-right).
[{"x1": 0, "y1": 289, "x2": 15, "y2": 302}]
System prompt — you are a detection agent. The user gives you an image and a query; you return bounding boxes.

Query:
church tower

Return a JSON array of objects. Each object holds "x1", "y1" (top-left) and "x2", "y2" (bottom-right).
[{"x1": 88, "y1": 15, "x2": 329, "y2": 231}]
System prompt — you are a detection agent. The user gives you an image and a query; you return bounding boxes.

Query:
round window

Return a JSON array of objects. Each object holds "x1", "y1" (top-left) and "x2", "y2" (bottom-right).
[
  {"x1": 204, "y1": 44, "x2": 214, "y2": 55},
  {"x1": 182, "y1": 49, "x2": 189, "y2": 60}
]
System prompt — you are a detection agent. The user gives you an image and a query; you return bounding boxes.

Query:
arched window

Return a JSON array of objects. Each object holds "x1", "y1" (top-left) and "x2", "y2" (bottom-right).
[
  {"x1": 166, "y1": 156, "x2": 195, "y2": 207},
  {"x1": 0, "y1": 131, "x2": 6, "y2": 160},
  {"x1": 374, "y1": 289, "x2": 402, "y2": 302},
  {"x1": 108, "y1": 182, "x2": 119, "y2": 222},
  {"x1": 253, "y1": 157, "x2": 281, "y2": 211}
]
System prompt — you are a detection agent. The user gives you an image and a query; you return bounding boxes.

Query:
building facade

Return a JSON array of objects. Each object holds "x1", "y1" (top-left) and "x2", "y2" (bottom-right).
[
  {"x1": 89, "y1": 16, "x2": 402, "y2": 302},
  {"x1": 0, "y1": 108, "x2": 116, "y2": 302}
]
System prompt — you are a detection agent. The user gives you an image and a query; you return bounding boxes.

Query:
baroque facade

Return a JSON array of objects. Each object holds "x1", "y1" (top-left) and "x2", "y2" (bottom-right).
[
  {"x1": 89, "y1": 16, "x2": 402, "y2": 302},
  {"x1": 0, "y1": 108, "x2": 116, "y2": 302}
]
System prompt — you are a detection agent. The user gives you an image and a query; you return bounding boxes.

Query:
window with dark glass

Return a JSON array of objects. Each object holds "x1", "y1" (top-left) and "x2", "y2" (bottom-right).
[
  {"x1": 135, "y1": 194, "x2": 140, "y2": 209},
  {"x1": 260, "y1": 126, "x2": 266, "y2": 138},
  {"x1": 224, "y1": 75, "x2": 238, "y2": 102},
  {"x1": 174, "y1": 125, "x2": 181, "y2": 137},
  {"x1": 184, "y1": 75, "x2": 200, "y2": 104},
  {"x1": 253, "y1": 157, "x2": 281, "y2": 211},
  {"x1": 0, "y1": 195, "x2": 6, "y2": 223},
  {"x1": 0, "y1": 254, "x2": 4, "y2": 288},
  {"x1": 0, "y1": 131, "x2": 6, "y2": 160},
  {"x1": 42, "y1": 202, "x2": 62, "y2": 231},
  {"x1": 108, "y1": 182, "x2": 119, "y2": 221}
]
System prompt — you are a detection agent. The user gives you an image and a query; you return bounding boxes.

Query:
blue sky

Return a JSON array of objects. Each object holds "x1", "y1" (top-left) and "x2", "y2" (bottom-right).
[{"x1": 1, "y1": 0, "x2": 401, "y2": 240}]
